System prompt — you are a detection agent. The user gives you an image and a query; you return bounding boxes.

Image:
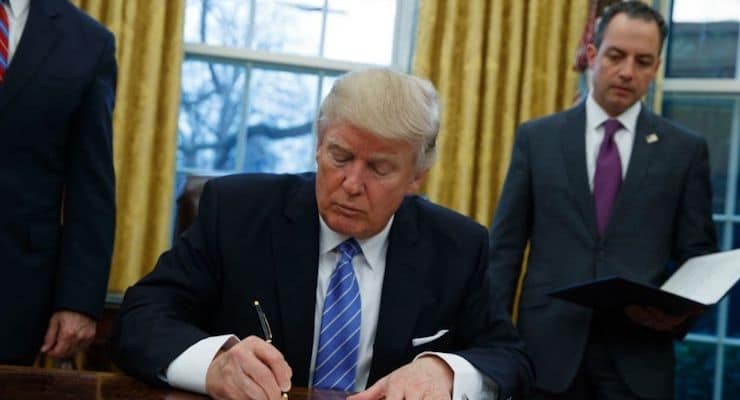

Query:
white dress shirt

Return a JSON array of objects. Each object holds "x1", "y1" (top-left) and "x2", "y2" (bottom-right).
[
  {"x1": 165, "y1": 215, "x2": 495, "y2": 399},
  {"x1": 3, "y1": 0, "x2": 31, "y2": 64},
  {"x1": 585, "y1": 92, "x2": 641, "y2": 191}
]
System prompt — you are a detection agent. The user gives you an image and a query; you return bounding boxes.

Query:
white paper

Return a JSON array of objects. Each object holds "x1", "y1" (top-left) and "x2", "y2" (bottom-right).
[{"x1": 660, "y1": 249, "x2": 740, "y2": 305}]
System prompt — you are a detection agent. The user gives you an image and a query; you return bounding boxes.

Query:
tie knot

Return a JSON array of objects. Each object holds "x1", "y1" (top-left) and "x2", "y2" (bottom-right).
[
  {"x1": 338, "y1": 238, "x2": 361, "y2": 259},
  {"x1": 602, "y1": 119, "x2": 622, "y2": 138}
]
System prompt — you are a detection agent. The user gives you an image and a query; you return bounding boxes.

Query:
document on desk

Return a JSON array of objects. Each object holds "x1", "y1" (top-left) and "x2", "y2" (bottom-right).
[{"x1": 549, "y1": 249, "x2": 740, "y2": 314}]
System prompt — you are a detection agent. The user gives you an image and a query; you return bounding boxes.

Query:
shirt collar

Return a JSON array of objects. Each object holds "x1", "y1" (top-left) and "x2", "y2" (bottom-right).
[
  {"x1": 586, "y1": 91, "x2": 641, "y2": 134},
  {"x1": 6, "y1": 0, "x2": 30, "y2": 17},
  {"x1": 319, "y1": 214, "x2": 394, "y2": 271}
]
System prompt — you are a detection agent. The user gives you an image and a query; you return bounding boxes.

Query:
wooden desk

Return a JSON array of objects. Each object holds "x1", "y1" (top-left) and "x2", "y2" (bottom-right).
[{"x1": 0, "y1": 365, "x2": 347, "y2": 399}]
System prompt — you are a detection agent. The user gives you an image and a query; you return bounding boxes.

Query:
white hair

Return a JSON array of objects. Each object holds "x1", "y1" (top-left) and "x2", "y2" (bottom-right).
[{"x1": 316, "y1": 68, "x2": 440, "y2": 171}]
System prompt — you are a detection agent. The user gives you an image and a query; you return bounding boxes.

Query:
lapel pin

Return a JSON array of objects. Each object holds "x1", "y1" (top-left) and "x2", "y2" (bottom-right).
[{"x1": 646, "y1": 133, "x2": 659, "y2": 144}]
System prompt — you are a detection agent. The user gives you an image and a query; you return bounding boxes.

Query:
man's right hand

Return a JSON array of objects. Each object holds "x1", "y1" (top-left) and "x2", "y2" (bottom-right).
[{"x1": 205, "y1": 335, "x2": 292, "y2": 400}]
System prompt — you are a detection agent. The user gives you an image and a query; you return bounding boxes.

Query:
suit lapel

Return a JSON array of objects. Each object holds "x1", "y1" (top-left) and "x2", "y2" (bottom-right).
[
  {"x1": 559, "y1": 103, "x2": 599, "y2": 237},
  {"x1": 271, "y1": 178, "x2": 320, "y2": 386},
  {"x1": 0, "y1": 0, "x2": 61, "y2": 111},
  {"x1": 603, "y1": 108, "x2": 657, "y2": 237},
  {"x1": 368, "y1": 198, "x2": 431, "y2": 384}
]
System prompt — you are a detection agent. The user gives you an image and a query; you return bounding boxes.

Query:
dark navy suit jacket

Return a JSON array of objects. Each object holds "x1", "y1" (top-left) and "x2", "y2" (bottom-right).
[
  {"x1": 489, "y1": 102, "x2": 717, "y2": 398},
  {"x1": 112, "y1": 173, "x2": 534, "y2": 399},
  {"x1": 0, "y1": 0, "x2": 116, "y2": 363}
]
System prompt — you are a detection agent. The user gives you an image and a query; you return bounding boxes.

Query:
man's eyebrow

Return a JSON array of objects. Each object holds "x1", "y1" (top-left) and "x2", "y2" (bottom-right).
[
  {"x1": 326, "y1": 141, "x2": 349, "y2": 151},
  {"x1": 367, "y1": 154, "x2": 400, "y2": 163},
  {"x1": 604, "y1": 46, "x2": 626, "y2": 54}
]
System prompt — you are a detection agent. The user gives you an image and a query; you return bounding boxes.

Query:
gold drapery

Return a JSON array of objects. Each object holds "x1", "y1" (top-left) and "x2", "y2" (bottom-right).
[
  {"x1": 414, "y1": 0, "x2": 589, "y2": 320},
  {"x1": 72, "y1": 0, "x2": 185, "y2": 292},
  {"x1": 414, "y1": 0, "x2": 588, "y2": 225}
]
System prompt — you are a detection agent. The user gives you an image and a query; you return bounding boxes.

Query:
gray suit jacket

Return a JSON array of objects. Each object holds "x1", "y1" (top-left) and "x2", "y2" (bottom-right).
[{"x1": 489, "y1": 102, "x2": 717, "y2": 398}]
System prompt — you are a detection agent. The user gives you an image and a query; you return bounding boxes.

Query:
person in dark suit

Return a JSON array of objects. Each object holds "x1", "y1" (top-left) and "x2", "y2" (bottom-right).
[
  {"x1": 0, "y1": 0, "x2": 116, "y2": 364},
  {"x1": 112, "y1": 68, "x2": 533, "y2": 400},
  {"x1": 489, "y1": 2, "x2": 717, "y2": 399}
]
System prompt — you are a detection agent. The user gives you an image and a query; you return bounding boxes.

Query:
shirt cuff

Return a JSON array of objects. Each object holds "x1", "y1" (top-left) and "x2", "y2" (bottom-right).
[
  {"x1": 416, "y1": 352, "x2": 499, "y2": 400},
  {"x1": 164, "y1": 334, "x2": 240, "y2": 394}
]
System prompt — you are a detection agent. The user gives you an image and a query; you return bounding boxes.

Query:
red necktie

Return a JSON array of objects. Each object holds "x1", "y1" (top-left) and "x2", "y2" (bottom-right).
[
  {"x1": 0, "y1": 2, "x2": 8, "y2": 84},
  {"x1": 593, "y1": 119, "x2": 623, "y2": 235}
]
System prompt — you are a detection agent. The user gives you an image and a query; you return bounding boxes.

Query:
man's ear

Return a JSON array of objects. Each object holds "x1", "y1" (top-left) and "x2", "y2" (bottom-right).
[
  {"x1": 407, "y1": 169, "x2": 429, "y2": 194},
  {"x1": 315, "y1": 136, "x2": 324, "y2": 163},
  {"x1": 586, "y1": 43, "x2": 598, "y2": 68}
]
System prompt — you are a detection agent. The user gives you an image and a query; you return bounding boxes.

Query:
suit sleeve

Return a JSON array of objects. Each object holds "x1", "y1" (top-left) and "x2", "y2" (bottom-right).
[
  {"x1": 672, "y1": 138, "x2": 718, "y2": 262},
  {"x1": 488, "y1": 126, "x2": 533, "y2": 312},
  {"x1": 111, "y1": 180, "x2": 224, "y2": 386},
  {"x1": 54, "y1": 31, "x2": 117, "y2": 320},
  {"x1": 455, "y1": 226, "x2": 534, "y2": 399}
]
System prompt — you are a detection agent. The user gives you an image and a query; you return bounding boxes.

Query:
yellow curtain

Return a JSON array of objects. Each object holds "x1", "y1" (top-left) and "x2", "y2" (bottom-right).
[
  {"x1": 414, "y1": 0, "x2": 588, "y2": 225},
  {"x1": 414, "y1": 0, "x2": 589, "y2": 320},
  {"x1": 72, "y1": 1, "x2": 185, "y2": 292}
]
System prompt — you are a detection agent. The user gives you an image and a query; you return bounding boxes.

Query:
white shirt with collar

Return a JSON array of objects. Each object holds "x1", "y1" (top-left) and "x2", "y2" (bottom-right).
[
  {"x1": 585, "y1": 92, "x2": 641, "y2": 191},
  {"x1": 3, "y1": 0, "x2": 31, "y2": 64},
  {"x1": 165, "y1": 214, "x2": 495, "y2": 399}
]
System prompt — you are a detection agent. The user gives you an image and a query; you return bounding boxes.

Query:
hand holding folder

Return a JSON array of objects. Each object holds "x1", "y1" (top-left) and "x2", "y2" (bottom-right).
[
  {"x1": 549, "y1": 249, "x2": 740, "y2": 315},
  {"x1": 623, "y1": 304, "x2": 702, "y2": 332}
]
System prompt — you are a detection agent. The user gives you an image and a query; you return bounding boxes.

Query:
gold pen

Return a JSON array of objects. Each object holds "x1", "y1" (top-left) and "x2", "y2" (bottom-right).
[{"x1": 253, "y1": 300, "x2": 288, "y2": 399}]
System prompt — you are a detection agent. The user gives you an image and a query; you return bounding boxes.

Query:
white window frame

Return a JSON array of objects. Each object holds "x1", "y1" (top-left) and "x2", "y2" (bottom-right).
[
  {"x1": 661, "y1": 1, "x2": 740, "y2": 398},
  {"x1": 177, "y1": 0, "x2": 419, "y2": 177}
]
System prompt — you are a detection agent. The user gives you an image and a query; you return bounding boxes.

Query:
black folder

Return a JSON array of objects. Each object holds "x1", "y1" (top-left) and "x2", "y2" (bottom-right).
[{"x1": 548, "y1": 276, "x2": 706, "y2": 314}]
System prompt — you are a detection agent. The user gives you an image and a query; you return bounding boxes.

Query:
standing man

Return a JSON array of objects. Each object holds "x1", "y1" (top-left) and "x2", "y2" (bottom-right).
[
  {"x1": 112, "y1": 68, "x2": 533, "y2": 400},
  {"x1": 0, "y1": 0, "x2": 116, "y2": 364},
  {"x1": 489, "y1": 2, "x2": 716, "y2": 399}
]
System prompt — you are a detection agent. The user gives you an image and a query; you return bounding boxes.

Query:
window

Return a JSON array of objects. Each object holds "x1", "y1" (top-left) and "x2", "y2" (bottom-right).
[
  {"x1": 662, "y1": 1, "x2": 740, "y2": 398},
  {"x1": 176, "y1": 0, "x2": 418, "y2": 189}
]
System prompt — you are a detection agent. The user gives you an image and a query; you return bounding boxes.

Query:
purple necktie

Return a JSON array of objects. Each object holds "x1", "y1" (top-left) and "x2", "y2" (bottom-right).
[{"x1": 594, "y1": 118, "x2": 622, "y2": 235}]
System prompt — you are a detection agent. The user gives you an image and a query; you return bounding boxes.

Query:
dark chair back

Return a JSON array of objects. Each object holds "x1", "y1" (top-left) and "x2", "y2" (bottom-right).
[{"x1": 174, "y1": 175, "x2": 214, "y2": 238}]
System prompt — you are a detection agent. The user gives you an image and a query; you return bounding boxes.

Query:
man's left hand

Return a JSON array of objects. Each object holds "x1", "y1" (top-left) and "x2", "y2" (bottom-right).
[
  {"x1": 40, "y1": 311, "x2": 97, "y2": 358},
  {"x1": 348, "y1": 356, "x2": 453, "y2": 400},
  {"x1": 624, "y1": 305, "x2": 702, "y2": 333}
]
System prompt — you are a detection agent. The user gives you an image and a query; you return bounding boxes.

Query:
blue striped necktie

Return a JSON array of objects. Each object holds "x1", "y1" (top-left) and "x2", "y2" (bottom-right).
[
  {"x1": 313, "y1": 238, "x2": 362, "y2": 392},
  {"x1": 0, "y1": 0, "x2": 9, "y2": 84}
]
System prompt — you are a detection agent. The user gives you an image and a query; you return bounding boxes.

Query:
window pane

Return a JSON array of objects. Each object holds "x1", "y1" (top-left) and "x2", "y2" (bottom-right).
[
  {"x1": 724, "y1": 345, "x2": 740, "y2": 398},
  {"x1": 727, "y1": 223, "x2": 740, "y2": 338},
  {"x1": 668, "y1": 0, "x2": 740, "y2": 78},
  {"x1": 690, "y1": 305, "x2": 718, "y2": 335},
  {"x1": 324, "y1": 0, "x2": 396, "y2": 65},
  {"x1": 184, "y1": 0, "x2": 253, "y2": 47},
  {"x1": 185, "y1": 0, "x2": 324, "y2": 57},
  {"x1": 717, "y1": 219, "x2": 740, "y2": 250},
  {"x1": 675, "y1": 341, "x2": 716, "y2": 399},
  {"x1": 243, "y1": 68, "x2": 319, "y2": 173},
  {"x1": 321, "y1": 75, "x2": 337, "y2": 102},
  {"x1": 178, "y1": 59, "x2": 246, "y2": 172},
  {"x1": 252, "y1": 0, "x2": 324, "y2": 56},
  {"x1": 728, "y1": 285, "x2": 740, "y2": 338},
  {"x1": 661, "y1": 94, "x2": 735, "y2": 214}
]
